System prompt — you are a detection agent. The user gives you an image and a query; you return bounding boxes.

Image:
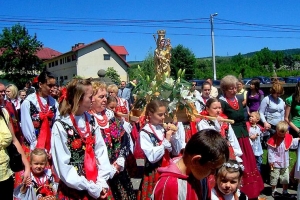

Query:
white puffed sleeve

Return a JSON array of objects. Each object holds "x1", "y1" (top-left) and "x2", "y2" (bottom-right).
[
  {"x1": 51, "y1": 120, "x2": 104, "y2": 199},
  {"x1": 20, "y1": 99, "x2": 37, "y2": 150},
  {"x1": 227, "y1": 124, "x2": 243, "y2": 162},
  {"x1": 140, "y1": 130, "x2": 168, "y2": 163}
]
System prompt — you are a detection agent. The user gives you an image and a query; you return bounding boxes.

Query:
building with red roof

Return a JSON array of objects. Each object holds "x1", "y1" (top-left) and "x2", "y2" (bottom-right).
[{"x1": 44, "y1": 38, "x2": 129, "y2": 85}]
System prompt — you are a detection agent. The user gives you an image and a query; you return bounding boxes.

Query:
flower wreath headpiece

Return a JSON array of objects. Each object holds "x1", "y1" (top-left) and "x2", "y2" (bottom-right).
[{"x1": 223, "y1": 162, "x2": 245, "y2": 171}]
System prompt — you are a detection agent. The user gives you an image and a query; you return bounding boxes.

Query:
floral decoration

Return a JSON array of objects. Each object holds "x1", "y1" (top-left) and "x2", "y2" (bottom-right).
[{"x1": 132, "y1": 67, "x2": 197, "y2": 119}]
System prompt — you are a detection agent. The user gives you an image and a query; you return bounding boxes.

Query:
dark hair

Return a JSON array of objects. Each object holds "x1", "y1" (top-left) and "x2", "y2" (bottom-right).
[
  {"x1": 293, "y1": 81, "x2": 300, "y2": 102},
  {"x1": 184, "y1": 129, "x2": 229, "y2": 165},
  {"x1": 206, "y1": 98, "x2": 220, "y2": 109},
  {"x1": 107, "y1": 96, "x2": 117, "y2": 105},
  {"x1": 216, "y1": 159, "x2": 243, "y2": 180},
  {"x1": 145, "y1": 99, "x2": 166, "y2": 117},
  {"x1": 32, "y1": 70, "x2": 56, "y2": 90},
  {"x1": 202, "y1": 81, "x2": 211, "y2": 89},
  {"x1": 250, "y1": 78, "x2": 260, "y2": 92}
]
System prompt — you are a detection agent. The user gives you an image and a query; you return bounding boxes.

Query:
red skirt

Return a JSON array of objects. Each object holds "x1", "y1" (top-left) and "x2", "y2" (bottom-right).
[
  {"x1": 57, "y1": 180, "x2": 97, "y2": 200},
  {"x1": 238, "y1": 137, "x2": 264, "y2": 199},
  {"x1": 137, "y1": 168, "x2": 160, "y2": 200}
]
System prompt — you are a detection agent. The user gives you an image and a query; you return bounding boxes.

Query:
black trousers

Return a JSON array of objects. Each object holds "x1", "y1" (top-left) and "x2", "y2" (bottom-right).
[{"x1": 0, "y1": 175, "x2": 14, "y2": 200}]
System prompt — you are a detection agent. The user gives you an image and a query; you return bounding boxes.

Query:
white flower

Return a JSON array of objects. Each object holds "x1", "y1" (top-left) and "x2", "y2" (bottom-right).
[
  {"x1": 151, "y1": 80, "x2": 156, "y2": 86},
  {"x1": 180, "y1": 88, "x2": 193, "y2": 101},
  {"x1": 147, "y1": 91, "x2": 153, "y2": 95},
  {"x1": 168, "y1": 99, "x2": 178, "y2": 113},
  {"x1": 164, "y1": 77, "x2": 174, "y2": 86}
]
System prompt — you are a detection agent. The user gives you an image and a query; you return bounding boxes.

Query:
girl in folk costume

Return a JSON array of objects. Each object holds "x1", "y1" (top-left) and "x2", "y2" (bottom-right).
[
  {"x1": 195, "y1": 81, "x2": 212, "y2": 113},
  {"x1": 197, "y1": 98, "x2": 243, "y2": 162},
  {"x1": 51, "y1": 78, "x2": 111, "y2": 200},
  {"x1": 152, "y1": 130, "x2": 229, "y2": 200},
  {"x1": 219, "y1": 75, "x2": 264, "y2": 200},
  {"x1": 137, "y1": 99, "x2": 182, "y2": 200},
  {"x1": 107, "y1": 84, "x2": 129, "y2": 115},
  {"x1": 14, "y1": 148, "x2": 58, "y2": 199},
  {"x1": 89, "y1": 82, "x2": 136, "y2": 200},
  {"x1": 21, "y1": 71, "x2": 60, "y2": 152},
  {"x1": 211, "y1": 160, "x2": 247, "y2": 200}
]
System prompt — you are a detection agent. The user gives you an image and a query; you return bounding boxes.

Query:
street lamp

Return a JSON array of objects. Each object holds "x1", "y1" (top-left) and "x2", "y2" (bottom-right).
[{"x1": 210, "y1": 13, "x2": 218, "y2": 80}]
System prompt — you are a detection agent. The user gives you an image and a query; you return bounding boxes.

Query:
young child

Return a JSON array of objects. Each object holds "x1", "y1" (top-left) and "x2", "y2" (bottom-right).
[
  {"x1": 137, "y1": 99, "x2": 182, "y2": 199},
  {"x1": 152, "y1": 129, "x2": 229, "y2": 199},
  {"x1": 267, "y1": 121, "x2": 299, "y2": 197},
  {"x1": 14, "y1": 148, "x2": 57, "y2": 199},
  {"x1": 246, "y1": 112, "x2": 264, "y2": 172},
  {"x1": 211, "y1": 159, "x2": 247, "y2": 200}
]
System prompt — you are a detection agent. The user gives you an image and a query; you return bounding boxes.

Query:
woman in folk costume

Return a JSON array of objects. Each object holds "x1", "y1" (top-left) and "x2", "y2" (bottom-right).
[
  {"x1": 197, "y1": 98, "x2": 243, "y2": 162},
  {"x1": 219, "y1": 75, "x2": 264, "y2": 200},
  {"x1": 51, "y1": 78, "x2": 111, "y2": 199},
  {"x1": 194, "y1": 81, "x2": 212, "y2": 113},
  {"x1": 3, "y1": 83, "x2": 23, "y2": 144},
  {"x1": 107, "y1": 84, "x2": 129, "y2": 115},
  {"x1": 21, "y1": 71, "x2": 60, "y2": 152},
  {"x1": 137, "y1": 99, "x2": 182, "y2": 200},
  {"x1": 89, "y1": 81, "x2": 136, "y2": 200}
]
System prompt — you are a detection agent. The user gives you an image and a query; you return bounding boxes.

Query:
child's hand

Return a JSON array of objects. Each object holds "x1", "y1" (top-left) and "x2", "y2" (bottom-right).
[
  {"x1": 113, "y1": 161, "x2": 122, "y2": 173},
  {"x1": 216, "y1": 115, "x2": 224, "y2": 122},
  {"x1": 269, "y1": 163, "x2": 274, "y2": 171},
  {"x1": 99, "y1": 188, "x2": 108, "y2": 199}
]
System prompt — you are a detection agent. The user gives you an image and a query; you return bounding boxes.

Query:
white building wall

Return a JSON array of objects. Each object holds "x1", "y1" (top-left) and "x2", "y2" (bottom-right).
[{"x1": 77, "y1": 42, "x2": 128, "y2": 81}]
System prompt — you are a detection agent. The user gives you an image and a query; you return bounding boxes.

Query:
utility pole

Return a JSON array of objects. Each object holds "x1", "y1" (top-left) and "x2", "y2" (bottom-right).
[{"x1": 210, "y1": 13, "x2": 218, "y2": 80}]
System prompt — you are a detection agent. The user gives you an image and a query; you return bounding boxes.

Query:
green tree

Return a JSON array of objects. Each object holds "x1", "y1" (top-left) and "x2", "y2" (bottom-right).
[
  {"x1": 274, "y1": 51, "x2": 284, "y2": 69},
  {"x1": 140, "y1": 51, "x2": 155, "y2": 79},
  {"x1": 105, "y1": 67, "x2": 121, "y2": 85},
  {"x1": 0, "y1": 23, "x2": 44, "y2": 88},
  {"x1": 170, "y1": 45, "x2": 197, "y2": 80}
]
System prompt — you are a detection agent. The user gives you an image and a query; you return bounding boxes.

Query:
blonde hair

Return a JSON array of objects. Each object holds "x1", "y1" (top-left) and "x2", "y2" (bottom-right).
[
  {"x1": 276, "y1": 121, "x2": 289, "y2": 133},
  {"x1": 107, "y1": 84, "x2": 118, "y2": 94},
  {"x1": 30, "y1": 148, "x2": 48, "y2": 164},
  {"x1": 59, "y1": 78, "x2": 92, "y2": 116},
  {"x1": 250, "y1": 112, "x2": 260, "y2": 120},
  {"x1": 270, "y1": 82, "x2": 284, "y2": 95},
  {"x1": 91, "y1": 81, "x2": 106, "y2": 96},
  {"x1": 6, "y1": 84, "x2": 18, "y2": 99},
  {"x1": 220, "y1": 75, "x2": 238, "y2": 93}
]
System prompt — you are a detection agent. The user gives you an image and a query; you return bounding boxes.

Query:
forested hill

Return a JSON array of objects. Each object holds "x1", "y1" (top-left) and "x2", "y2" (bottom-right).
[
  {"x1": 243, "y1": 48, "x2": 300, "y2": 57},
  {"x1": 128, "y1": 48, "x2": 300, "y2": 63}
]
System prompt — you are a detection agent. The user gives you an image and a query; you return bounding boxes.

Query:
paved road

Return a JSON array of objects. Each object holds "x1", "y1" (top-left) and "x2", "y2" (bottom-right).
[{"x1": 259, "y1": 183, "x2": 297, "y2": 200}]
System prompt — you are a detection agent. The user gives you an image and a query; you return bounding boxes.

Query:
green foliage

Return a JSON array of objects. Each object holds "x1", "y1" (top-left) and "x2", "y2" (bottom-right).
[
  {"x1": 0, "y1": 23, "x2": 44, "y2": 88},
  {"x1": 105, "y1": 67, "x2": 121, "y2": 85},
  {"x1": 128, "y1": 51, "x2": 155, "y2": 81},
  {"x1": 170, "y1": 45, "x2": 197, "y2": 80}
]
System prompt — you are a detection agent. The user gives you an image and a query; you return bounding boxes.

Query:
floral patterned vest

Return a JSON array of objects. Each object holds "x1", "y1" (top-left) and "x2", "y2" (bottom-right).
[{"x1": 57, "y1": 117, "x2": 96, "y2": 177}]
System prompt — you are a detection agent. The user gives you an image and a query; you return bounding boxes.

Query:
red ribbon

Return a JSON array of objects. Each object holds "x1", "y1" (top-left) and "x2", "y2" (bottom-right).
[
  {"x1": 161, "y1": 150, "x2": 171, "y2": 167},
  {"x1": 69, "y1": 114, "x2": 98, "y2": 182},
  {"x1": 84, "y1": 136, "x2": 98, "y2": 182},
  {"x1": 36, "y1": 110, "x2": 54, "y2": 151},
  {"x1": 58, "y1": 87, "x2": 67, "y2": 103}
]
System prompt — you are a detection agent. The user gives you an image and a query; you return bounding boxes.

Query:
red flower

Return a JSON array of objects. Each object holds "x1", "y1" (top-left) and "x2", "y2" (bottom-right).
[{"x1": 71, "y1": 139, "x2": 82, "y2": 150}]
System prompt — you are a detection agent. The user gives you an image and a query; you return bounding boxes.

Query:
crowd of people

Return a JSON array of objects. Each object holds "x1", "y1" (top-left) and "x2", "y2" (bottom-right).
[{"x1": 1, "y1": 71, "x2": 300, "y2": 200}]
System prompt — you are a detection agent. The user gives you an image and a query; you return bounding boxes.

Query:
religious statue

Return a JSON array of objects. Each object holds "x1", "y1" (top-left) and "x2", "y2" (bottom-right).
[{"x1": 153, "y1": 30, "x2": 172, "y2": 77}]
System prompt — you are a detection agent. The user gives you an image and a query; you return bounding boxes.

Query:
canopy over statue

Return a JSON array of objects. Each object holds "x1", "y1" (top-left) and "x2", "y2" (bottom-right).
[{"x1": 153, "y1": 30, "x2": 172, "y2": 77}]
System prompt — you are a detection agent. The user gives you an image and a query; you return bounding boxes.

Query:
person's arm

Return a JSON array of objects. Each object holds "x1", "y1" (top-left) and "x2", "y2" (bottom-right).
[
  {"x1": 285, "y1": 105, "x2": 299, "y2": 134},
  {"x1": 258, "y1": 97, "x2": 270, "y2": 129},
  {"x1": 140, "y1": 131, "x2": 168, "y2": 163},
  {"x1": 169, "y1": 125, "x2": 183, "y2": 156},
  {"x1": 113, "y1": 131, "x2": 130, "y2": 173},
  {"x1": 267, "y1": 146, "x2": 275, "y2": 169},
  {"x1": 20, "y1": 100, "x2": 37, "y2": 150},
  {"x1": 93, "y1": 125, "x2": 110, "y2": 190},
  {"x1": 3, "y1": 108, "x2": 31, "y2": 188},
  {"x1": 51, "y1": 121, "x2": 103, "y2": 199}
]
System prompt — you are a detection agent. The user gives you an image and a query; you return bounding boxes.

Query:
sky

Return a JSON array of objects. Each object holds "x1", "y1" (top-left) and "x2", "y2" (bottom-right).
[{"x1": 0, "y1": 1, "x2": 299, "y2": 62}]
